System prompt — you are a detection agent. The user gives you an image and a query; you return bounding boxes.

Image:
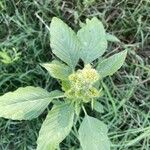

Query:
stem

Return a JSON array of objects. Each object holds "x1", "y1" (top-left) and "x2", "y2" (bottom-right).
[
  {"x1": 53, "y1": 95, "x2": 66, "y2": 99},
  {"x1": 91, "y1": 99, "x2": 94, "y2": 110},
  {"x1": 82, "y1": 105, "x2": 88, "y2": 116},
  {"x1": 35, "y1": 12, "x2": 51, "y2": 32}
]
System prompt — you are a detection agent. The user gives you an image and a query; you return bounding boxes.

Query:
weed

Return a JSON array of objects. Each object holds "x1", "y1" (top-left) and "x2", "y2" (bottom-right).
[
  {"x1": 0, "y1": 0, "x2": 149, "y2": 149},
  {"x1": 0, "y1": 17, "x2": 127, "y2": 150}
]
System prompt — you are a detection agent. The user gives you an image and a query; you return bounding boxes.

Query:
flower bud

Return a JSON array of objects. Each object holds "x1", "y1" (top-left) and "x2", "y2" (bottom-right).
[{"x1": 65, "y1": 64, "x2": 101, "y2": 103}]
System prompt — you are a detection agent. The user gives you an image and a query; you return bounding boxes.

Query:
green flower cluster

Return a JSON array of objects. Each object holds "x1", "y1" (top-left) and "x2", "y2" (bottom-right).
[{"x1": 65, "y1": 64, "x2": 101, "y2": 103}]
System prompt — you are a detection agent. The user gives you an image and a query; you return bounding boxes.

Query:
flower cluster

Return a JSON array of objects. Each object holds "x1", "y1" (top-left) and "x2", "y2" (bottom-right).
[{"x1": 65, "y1": 64, "x2": 101, "y2": 103}]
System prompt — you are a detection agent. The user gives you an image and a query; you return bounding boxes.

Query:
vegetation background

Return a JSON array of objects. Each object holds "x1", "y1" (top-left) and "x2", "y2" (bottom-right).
[{"x1": 0, "y1": 0, "x2": 149, "y2": 149}]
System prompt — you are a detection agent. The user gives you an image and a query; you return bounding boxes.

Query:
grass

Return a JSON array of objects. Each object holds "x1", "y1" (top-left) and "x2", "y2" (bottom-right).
[{"x1": 0, "y1": 0, "x2": 150, "y2": 149}]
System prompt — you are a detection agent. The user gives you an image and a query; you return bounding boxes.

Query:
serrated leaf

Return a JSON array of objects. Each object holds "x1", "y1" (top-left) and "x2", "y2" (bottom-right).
[
  {"x1": 77, "y1": 17, "x2": 107, "y2": 64},
  {"x1": 41, "y1": 60, "x2": 72, "y2": 80},
  {"x1": 79, "y1": 115, "x2": 110, "y2": 150},
  {"x1": 50, "y1": 17, "x2": 80, "y2": 69},
  {"x1": 106, "y1": 33, "x2": 120, "y2": 42},
  {"x1": 37, "y1": 103, "x2": 74, "y2": 150},
  {"x1": 0, "y1": 86, "x2": 64, "y2": 120},
  {"x1": 93, "y1": 101, "x2": 104, "y2": 113},
  {"x1": 97, "y1": 50, "x2": 127, "y2": 78}
]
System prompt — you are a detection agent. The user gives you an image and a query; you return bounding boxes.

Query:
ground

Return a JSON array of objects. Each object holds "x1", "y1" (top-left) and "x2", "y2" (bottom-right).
[{"x1": 0, "y1": 0, "x2": 150, "y2": 150}]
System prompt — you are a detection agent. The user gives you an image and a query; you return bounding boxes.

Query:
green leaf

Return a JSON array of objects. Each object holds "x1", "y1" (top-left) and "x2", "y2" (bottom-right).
[
  {"x1": 79, "y1": 115, "x2": 110, "y2": 150},
  {"x1": 77, "y1": 17, "x2": 107, "y2": 64},
  {"x1": 41, "y1": 60, "x2": 72, "y2": 80},
  {"x1": 97, "y1": 50, "x2": 127, "y2": 78},
  {"x1": 106, "y1": 33, "x2": 120, "y2": 42},
  {"x1": 0, "y1": 86, "x2": 64, "y2": 120},
  {"x1": 50, "y1": 17, "x2": 80, "y2": 69},
  {"x1": 0, "y1": 51, "x2": 12, "y2": 64},
  {"x1": 37, "y1": 103, "x2": 74, "y2": 150},
  {"x1": 61, "y1": 80, "x2": 71, "y2": 91},
  {"x1": 93, "y1": 101, "x2": 104, "y2": 113}
]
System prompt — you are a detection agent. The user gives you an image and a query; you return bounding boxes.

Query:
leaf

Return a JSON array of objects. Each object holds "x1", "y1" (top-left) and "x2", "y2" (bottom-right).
[
  {"x1": 37, "y1": 103, "x2": 74, "y2": 150},
  {"x1": 41, "y1": 60, "x2": 72, "y2": 80},
  {"x1": 61, "y1": 80, "x2": 71, "y2": 91},
  {"x1": 106, "y1": 33, "x2": 120, "y2": 42},
  {"x1": 0, "y1": 86, "x2": 64, "y2": 120},
  {"x1": 93, "y1": 101, "x2": 104, "y2": 113},
  {"x1": 97, "y1": 50, "x2": 127, "y2": 78},
  {"x1": 77, "y1": 17, "x2": 107, "y2": 64},
  {"x1": 79, "y1": 115, "x2": 110, "y2": 150},
  {"x1": 50, "y1": 17, "x2": 80, "y2": 69},
  {"x1": 0, "y1": 51, "x2": 12, "y2": 64}
]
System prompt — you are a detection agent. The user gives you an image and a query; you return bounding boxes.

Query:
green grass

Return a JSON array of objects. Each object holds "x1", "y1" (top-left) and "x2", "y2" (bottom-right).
[{"x1": 0, "y1": 0, "x2": 150, "y2": 149}]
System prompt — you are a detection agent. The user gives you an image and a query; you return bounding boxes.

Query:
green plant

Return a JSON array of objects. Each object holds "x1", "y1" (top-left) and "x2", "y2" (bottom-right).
[
  {"x1": 0, "y1": 48, "x2": 21, "y2": 64},
  {"x1": 0, "y1": 17, "x2": 127, "y2": 150}
]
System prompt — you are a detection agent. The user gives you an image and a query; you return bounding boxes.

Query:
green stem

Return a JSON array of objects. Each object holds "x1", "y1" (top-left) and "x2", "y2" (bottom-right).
[{"x1": 82, "y1": 105, "x2": 88, "y2": 116}]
